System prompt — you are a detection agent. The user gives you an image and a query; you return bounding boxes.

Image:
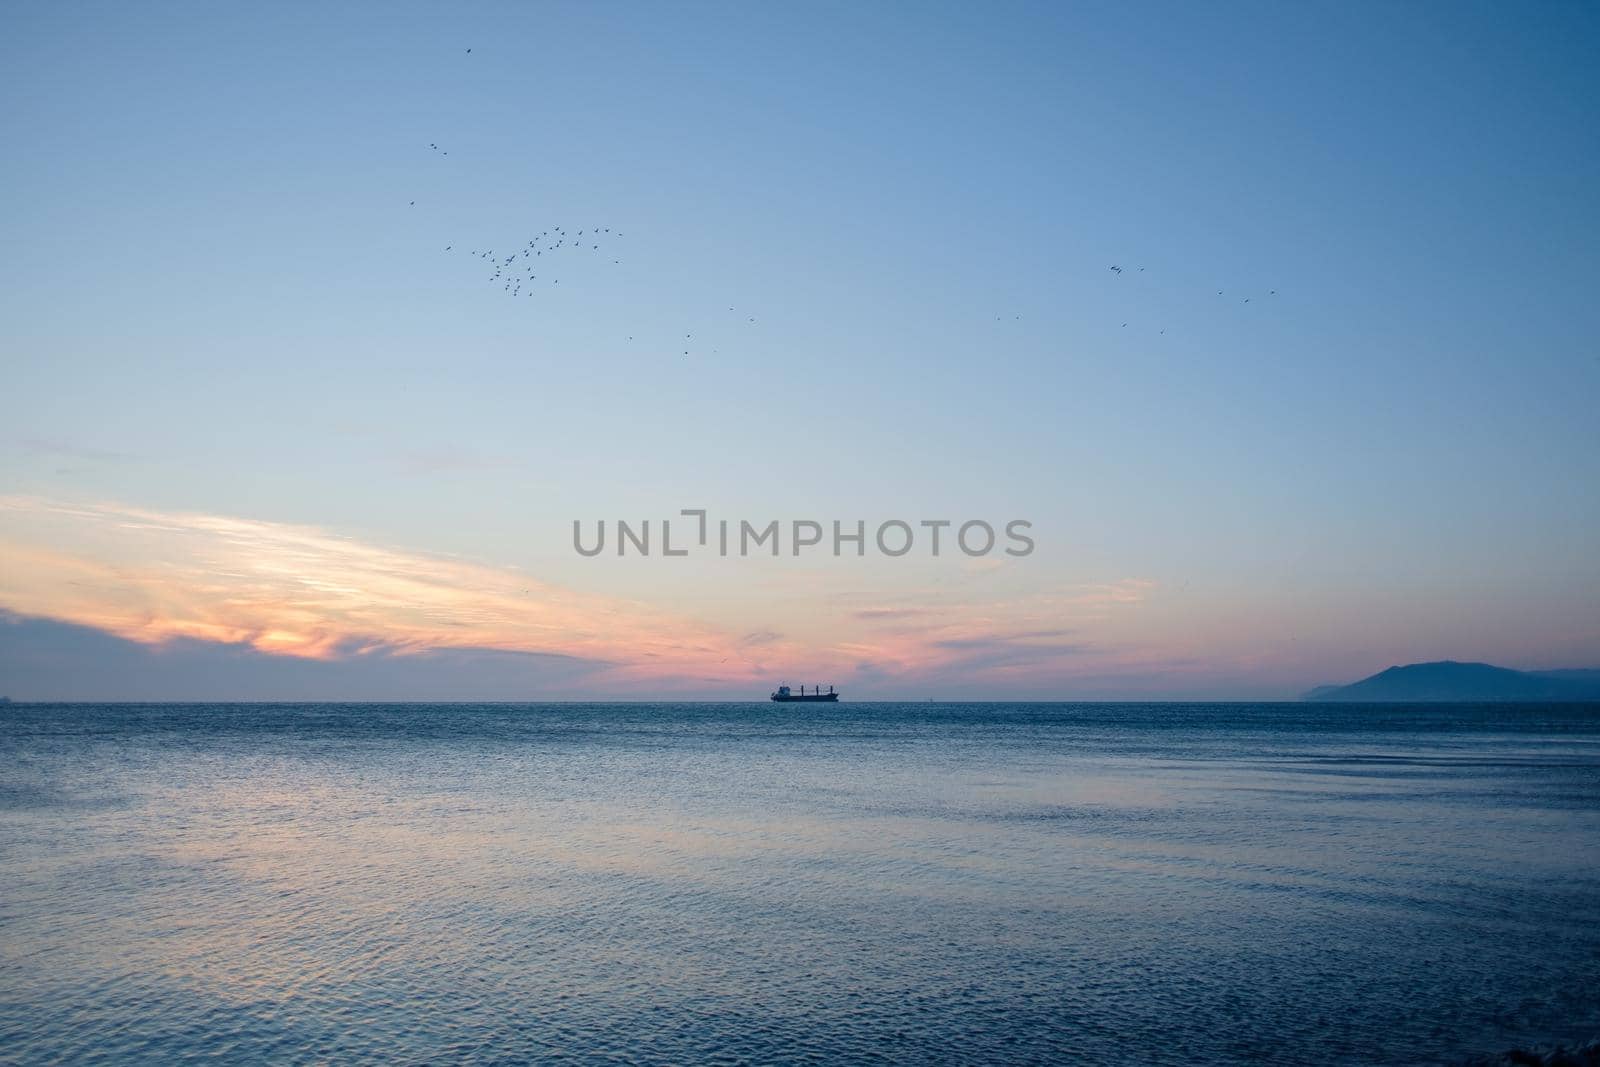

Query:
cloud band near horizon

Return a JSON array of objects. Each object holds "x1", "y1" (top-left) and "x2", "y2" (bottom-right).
[{"x1": 0, "y1": 495, "x2": 1160, "y2": 697}]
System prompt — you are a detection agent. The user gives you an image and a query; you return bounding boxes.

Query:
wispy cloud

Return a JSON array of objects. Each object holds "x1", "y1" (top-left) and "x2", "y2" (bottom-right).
[
  {"x1": 852, "y1": 607, "x2": 931, "y2": 622},
  {"x1": 824, "y1": 579, "x2": 1159, "y2": 689},
  {"x1": 0, "y1": 496, "x2": 1163, "y2": 696},
  {"x1": 0, "y1": 495, "x2": 754, "y2": 687},
  {"x1": 926, "y1": 633, "x2": 1091, "y2": 673}
]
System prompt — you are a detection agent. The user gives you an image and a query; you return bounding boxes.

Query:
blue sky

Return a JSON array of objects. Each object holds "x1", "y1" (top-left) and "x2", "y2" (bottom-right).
[{"x1": 2, "y1": 1, "x2": 1598, "y2": 699}]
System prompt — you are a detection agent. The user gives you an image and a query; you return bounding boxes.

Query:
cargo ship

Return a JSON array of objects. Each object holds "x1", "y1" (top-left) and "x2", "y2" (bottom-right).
[{"x1": 770, "y1": 684, "x2": 838, "y2": 702}]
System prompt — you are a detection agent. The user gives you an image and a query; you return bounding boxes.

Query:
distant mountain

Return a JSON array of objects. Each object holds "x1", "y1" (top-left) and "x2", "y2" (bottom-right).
[{"x1": 1304, "y1": 661, "x2": 1600, "y2": 702}]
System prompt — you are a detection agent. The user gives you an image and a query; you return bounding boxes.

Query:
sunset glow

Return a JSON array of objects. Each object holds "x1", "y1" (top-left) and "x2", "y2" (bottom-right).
[{"x1": 0, "y1": 496, "x2": 1171, "y2": 694}]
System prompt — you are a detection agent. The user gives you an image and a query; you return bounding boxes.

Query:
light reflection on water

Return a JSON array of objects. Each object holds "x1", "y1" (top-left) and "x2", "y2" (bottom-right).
[{"x1": 3, "y1": 702, "x2": 1599, "y2": 1064}]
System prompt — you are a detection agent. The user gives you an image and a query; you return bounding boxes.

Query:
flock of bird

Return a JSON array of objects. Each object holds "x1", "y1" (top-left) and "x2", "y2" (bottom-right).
[
  {"x1": 397, "y1": 51, "x2": 621, "y2": 298},
  {"x1": 398, "y1": 46, "x2": 751, "y2": 356},
  {"x1": 409, "y1": 48, "x2": 1279, "y2": 353},
  {"x1": 444, "y1": 228, "x2": 624, "y2": 298}
]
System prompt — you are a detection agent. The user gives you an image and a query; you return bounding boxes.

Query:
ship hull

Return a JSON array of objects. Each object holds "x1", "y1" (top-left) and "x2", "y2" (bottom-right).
[{"x1": 770, "y1": 693, "x2": 839, "y2": 702}]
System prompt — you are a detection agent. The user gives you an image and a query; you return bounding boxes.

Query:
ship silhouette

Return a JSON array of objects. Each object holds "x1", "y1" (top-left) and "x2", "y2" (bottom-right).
[{"x1": 770, "y1": 684, "x2": 838, "y2": 703}]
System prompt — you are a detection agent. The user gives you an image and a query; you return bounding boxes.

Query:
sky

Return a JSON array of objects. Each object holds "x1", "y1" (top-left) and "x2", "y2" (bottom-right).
[{"x1": 2, "y1": 1, "x2": 1598, "y2": 700}]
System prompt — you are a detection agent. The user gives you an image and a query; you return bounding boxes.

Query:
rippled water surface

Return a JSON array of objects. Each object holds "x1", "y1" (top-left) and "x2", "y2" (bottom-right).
[{"x1": 3, "y1": 702, "x2": 1599, "y2": 1064}]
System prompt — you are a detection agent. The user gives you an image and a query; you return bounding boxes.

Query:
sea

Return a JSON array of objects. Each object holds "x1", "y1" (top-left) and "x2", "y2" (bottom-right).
[{"x1": 2, "y1": 702, "x2": 1598, "y2": 1065}]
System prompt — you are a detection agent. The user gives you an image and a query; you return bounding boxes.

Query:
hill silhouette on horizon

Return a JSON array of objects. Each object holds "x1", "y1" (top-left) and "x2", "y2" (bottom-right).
[{"x1": 1304, "y1": 661, "x2": 1600, "y2": 702}]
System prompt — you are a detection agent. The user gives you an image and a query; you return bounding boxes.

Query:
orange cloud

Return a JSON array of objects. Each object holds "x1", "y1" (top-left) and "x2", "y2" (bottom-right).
[
  {"x1": 0, "y1": 496, "x2": 1159, "y2": 694},
  {"x1": 0, "y1": 496, "x2": 769, "y2": 686}
]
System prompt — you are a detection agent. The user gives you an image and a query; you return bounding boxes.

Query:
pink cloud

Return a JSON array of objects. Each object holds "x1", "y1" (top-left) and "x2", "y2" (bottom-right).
[{"x1": 0, "y1": 496, "x2": 1164, "y2": 696}]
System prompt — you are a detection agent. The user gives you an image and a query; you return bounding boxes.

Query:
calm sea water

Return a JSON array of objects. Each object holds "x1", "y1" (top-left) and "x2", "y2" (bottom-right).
[{"x1": 2, "y1": 702, "x2": 1598, "y2": 1065}]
